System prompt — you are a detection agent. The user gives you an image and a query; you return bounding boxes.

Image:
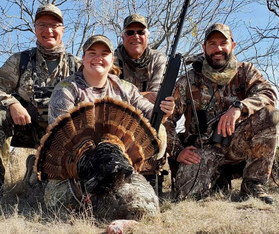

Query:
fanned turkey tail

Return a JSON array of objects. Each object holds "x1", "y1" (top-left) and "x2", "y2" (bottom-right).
[{"x1": 35, "y1": 97, "x2": 162, "y2": 192}]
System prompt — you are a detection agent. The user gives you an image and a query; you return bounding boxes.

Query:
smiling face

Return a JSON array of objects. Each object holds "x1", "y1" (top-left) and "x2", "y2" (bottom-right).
[
  {"x1": 202, "y1": 31, "x2": 236, "y2": 70},
  {"x1": 82, "y1": 42, "x2": 113, "y2": 87},
  {"x1": 122, "y1": 23, "x2": 149, "y2": 59},
  {"x1": 35, "y1": 15, "x2": 64, "y2": 49}
]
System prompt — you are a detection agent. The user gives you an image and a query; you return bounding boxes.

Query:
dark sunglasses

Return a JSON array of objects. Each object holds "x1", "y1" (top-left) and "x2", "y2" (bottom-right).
[{"x1": 125, "y1": 30, "x2": 146, "y2": 36}]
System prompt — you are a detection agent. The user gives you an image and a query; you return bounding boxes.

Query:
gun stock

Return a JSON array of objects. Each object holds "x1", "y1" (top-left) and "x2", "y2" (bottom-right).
[{"x1": 151, "y1": 0, "x2": 191, "y2": 131}]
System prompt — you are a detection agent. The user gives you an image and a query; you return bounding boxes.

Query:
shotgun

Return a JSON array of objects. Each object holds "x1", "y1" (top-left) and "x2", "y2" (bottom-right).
[{"x1": 150, "y1": 0, "x2": 191, "y2": 131}]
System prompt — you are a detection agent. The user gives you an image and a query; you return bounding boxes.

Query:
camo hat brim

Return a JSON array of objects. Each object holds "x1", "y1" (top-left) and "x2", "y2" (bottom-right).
[
  {"x1": 35, "y1": 4, "x2": 63, "y2": 23},
  {"x1": 123, "y1": 14, "x2": 147, "y2": 29},
  {"x1": 83, "y1": 35, "x2": 114, "y2": 54},
  {"x1": 204, "y1": 23, "x2": 233, "y2": 41}
]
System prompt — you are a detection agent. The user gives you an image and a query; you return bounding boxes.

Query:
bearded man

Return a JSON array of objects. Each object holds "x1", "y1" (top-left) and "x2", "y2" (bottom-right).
[{"x1": 165, "y1": 23, "x2": 279, "y2": 204}]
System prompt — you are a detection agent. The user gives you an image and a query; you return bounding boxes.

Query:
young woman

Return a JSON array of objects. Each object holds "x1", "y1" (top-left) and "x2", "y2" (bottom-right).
[{"x1": 44, "y1": 35, "x2": 174, "y2": 232}]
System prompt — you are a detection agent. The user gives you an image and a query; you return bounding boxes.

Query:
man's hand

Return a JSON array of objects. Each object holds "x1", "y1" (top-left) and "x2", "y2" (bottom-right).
[
  {"x1": 177, "y1": 145, "x2": 200, "y2": 165},
  {"x1": 9, "y1": 103, "x2": 31, "y2": 125},
  {"x1": 160, "y1": 96, "x2": 175, "y2": 123},
  {"x1": 217, "y1": 107, "x2": 241, "y2": 137}
]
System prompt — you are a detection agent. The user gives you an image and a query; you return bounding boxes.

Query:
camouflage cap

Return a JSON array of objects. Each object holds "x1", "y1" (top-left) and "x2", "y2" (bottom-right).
[
  {"x1": 83, "y1": 35, "x2": 114, "y2": 54},
  {"x1": 35, "y1": 4, "x2": 63, "y2": 23},
  {"x1": 204, "y1": 23, "x2": 233, "y2": 41},
  {"x1": 123, "y1": 14, "x2": 148, "y2": 29}
]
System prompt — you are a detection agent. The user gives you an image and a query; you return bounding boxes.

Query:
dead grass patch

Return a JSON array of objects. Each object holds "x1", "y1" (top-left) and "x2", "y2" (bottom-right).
[{"x1": 0, "y1": 148, "x2": 279, "y2": 234}]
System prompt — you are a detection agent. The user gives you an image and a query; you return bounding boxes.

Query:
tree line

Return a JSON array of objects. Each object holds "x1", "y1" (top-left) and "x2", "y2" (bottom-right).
[{"x1": 0, "y1": 0, "x2": 278, "y2": 89}]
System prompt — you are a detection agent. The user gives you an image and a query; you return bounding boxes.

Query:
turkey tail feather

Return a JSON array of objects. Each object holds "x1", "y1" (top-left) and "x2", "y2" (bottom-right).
[{"x1": 35, "y1": 97, "x2": 162, "y2": 181}]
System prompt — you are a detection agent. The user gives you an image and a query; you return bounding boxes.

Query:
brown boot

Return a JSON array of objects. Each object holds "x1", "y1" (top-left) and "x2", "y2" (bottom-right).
[
  {"x1": 23, "y1": 154, "x2": 38, "y2": 187},
  {"x1": 240, "y1": 179, "x2": 273, "y2": 204}
]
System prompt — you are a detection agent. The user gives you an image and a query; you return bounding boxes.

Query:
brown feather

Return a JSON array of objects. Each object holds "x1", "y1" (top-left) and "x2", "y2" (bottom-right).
[{"x1": 35, "y1": 97, "x2": 162, "y2": 181}]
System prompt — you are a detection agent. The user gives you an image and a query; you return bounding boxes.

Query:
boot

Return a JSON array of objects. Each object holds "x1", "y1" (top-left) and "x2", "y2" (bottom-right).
[
  {"x1": 23, "y1": 154, "x2": 39, "y2": 187},
  {"x1": 214, "y1": 162, "x2": 245, "y2": 193},
  {"x1": 240, "y1": 179, "x2": 273, "y2": 204}
]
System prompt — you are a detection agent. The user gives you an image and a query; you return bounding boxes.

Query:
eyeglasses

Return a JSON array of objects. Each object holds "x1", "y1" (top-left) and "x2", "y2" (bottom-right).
[
  {"x1": 35, "y1": 23, "x2": 64, "y2": 31},
  {"x1": 125, "y1": 30, "x2": 146, "y2": 36}
]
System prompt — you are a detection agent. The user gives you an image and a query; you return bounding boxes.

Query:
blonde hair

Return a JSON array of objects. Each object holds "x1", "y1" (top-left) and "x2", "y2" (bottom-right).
[{"x1": 109, "y1": 63, "x2": 122, "y2": 76}]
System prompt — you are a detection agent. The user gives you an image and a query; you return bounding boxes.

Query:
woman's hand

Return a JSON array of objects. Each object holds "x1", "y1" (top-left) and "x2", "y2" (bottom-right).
[{"x1": 160, "y1": 96, "x2": 175, "y2": 123}]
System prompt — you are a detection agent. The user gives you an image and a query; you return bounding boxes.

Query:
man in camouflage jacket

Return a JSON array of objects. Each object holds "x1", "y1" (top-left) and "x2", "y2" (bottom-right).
[
  {"x1": 114, "y1": 13, "x2": 167, "y2": 105},
  {"x1": 114, "y1": 14, "x2": 168, "y2": 192},
  {"x1": 166, "y1": 23, "x2": 279, "y2": 204},
  {"x1": 0, "y1": 4, "x2": 81, "y2": 195}
]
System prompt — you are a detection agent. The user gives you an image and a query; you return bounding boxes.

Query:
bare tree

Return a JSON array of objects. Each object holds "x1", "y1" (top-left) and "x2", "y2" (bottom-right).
[
  {"x1": 0, "y1": 0, "x2": 278, "y2": 86},
  {"x1": 267, "y1": 0, "x2": 279, "y2": 16}
]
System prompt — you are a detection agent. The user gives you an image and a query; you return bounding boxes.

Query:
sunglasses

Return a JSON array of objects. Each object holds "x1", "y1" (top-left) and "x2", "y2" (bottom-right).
[{"x1": 125, "y1": 30, "x2": 146, "y2": 36}]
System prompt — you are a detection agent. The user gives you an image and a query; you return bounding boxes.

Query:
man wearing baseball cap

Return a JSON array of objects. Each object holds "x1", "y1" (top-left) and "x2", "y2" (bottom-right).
[
  {"x1": 204, "y1": 23, "x2": 233, "y2": 42},
  {"x1": 35, "y1": 4, "x2": 63, "y2": 23},
  {"x1": 0, "y1": 3, "x2": 81, "y2": 195},
  {"x1": 115, "y1": 14, "x2": 167, "y2": 104},
  {"x1": 166, "y1": 23, "x2": 279, "y2": 204},
  {"x1": 115, "y1": 14, "x2": 168, "y2": 194}
]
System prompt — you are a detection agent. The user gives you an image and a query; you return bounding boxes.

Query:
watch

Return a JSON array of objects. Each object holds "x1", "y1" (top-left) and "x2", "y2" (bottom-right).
[{"x1": 232, "y1": 101, "x2": 243, "y2": 111}]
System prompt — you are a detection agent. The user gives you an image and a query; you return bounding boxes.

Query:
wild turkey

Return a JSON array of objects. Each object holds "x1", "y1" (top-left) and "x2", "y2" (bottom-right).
[{"x1": 34, "y1": 97, "x2": 162, "y2": 220}]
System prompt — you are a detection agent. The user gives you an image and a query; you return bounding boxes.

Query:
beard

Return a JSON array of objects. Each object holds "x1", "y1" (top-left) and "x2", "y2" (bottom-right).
[{"x1": 205, "y1": 51, "x2": 232, "y2": 70}]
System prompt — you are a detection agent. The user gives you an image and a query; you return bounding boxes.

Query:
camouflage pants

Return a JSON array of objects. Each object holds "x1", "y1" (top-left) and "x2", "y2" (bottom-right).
[{"x1": 176, "y1": 106, "x2": 279, "y2": 200}]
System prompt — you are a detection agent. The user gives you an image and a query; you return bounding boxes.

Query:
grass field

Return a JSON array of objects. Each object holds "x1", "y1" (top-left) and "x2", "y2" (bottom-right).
[{"x1": 0, "y1": 148, "x2": 279, "y2": 234}]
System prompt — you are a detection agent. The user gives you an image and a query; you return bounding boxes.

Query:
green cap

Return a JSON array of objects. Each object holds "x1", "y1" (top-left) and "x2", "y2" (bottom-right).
[
  {"x1": 123, "y1": 14, "x2": 147, "y2": 29},
  {"x1": 83, "y1": 35, "x2": 114, "y2": 54},
  {"x1": 204, "y1": 23, "x2": 233, "y2": 41},
  {"x1": 35, "y1": 4, "x2": 63, "y2": 23}
]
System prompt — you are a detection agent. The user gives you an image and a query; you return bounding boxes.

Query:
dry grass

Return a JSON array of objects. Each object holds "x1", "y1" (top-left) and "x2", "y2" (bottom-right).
[{"x1": 1, "y1": 148, "x2": 279, "y2": 234}]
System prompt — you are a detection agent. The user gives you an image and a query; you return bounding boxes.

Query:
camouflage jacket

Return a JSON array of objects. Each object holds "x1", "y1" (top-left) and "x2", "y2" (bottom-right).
[
  {"x1": 0, "y1": 48, "x2": 81, "y2": 122},
  {"x1": 48, "y1": 71, "x2": 167, "y2": 163},
  {"x1": 166, "y1": 56, "x2": 277, "y2": 160},
  {"x1": 114, "y1": 45, "x2": 167, "y2": 92},
  {"x1": 48, "y1": 71, "x2": 155, "y2": 124}
]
